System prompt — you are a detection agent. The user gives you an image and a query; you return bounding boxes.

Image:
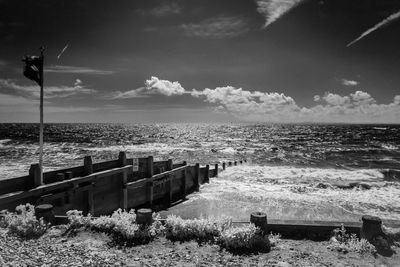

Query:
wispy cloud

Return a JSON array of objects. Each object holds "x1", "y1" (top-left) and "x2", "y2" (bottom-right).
[
  {"x1": 181, "y1": 16, "x2": 251, "y2": 38},
  {"x1": 111, "y1": 76, "x2": 186, "y2": 99},
  {"x1": 150, "y1": 2, "x2": 181, "y2": 16},
  {"x1": 255, "y1": 0, "x2": 305, "y2": 28},
  {"x1": 341, "y1": 79, "x2": 359, "y2": 86},
  {"x1": 137, "y1": 2, "x2": 181, "y2": 17},
  {"x1": 45, "y1": 65, "x2": 115, "y2": 75},
  {"x1": 0, "y1": 79, "x2": 96, "y2": 99},
  {"x1": 347, "y1": 10, "x2": 400, "y2": 47}
]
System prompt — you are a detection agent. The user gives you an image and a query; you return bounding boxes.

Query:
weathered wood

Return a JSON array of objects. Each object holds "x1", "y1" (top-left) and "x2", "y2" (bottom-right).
[
  {"x1": 167, "y1": 159, "x2": 173, "y2": 171},
  {"x1": 119, "y1": 152, "x2": 128, "y2": 211},
  {"x1": 84, "y1": 156, "x2": 93, "y2": 175},
  {"x1": 147, "y1": 181, "x2": 154, "y2": 207},
  {"x1": 136, "y1": 208, "x2": 152, "y2": 225},
  {"x1": 205, "y1": 165, "x2": 210, "y2": 183},
  {"x1": 214, "y1": 164, "x2": 218, "y2": 176},
  {"x1": 239, "y1": 160, "x2": 243, "y2": 164},
  {"x1": 147, "y1": 156, "x2": 154, "y2": 177},
  {"x1": 35, "y1": 204, "x2": 55, "y2": 224},
  {"x1": 183, "y1": 161, "x2": 187, "y2": 166},
  {"x1": 56, "y1": 173, "x2": 65, "y2": 182},
  {"x1": 64, "y1": 171, "x2": 73, "y2": 180},
  {"x1": 250, "y1": 212, "x2": 268, "y2": 234},
  {"x1": 93, "y1": 159, "x2": 120, "y2": 173},
  {"x1": 86, "y1": 186, "x2": 95, "y2": 215},
  {"x1": 361, "y1": 215, "x2": 383, "y2": 240},
  {"x1": 182, "y1": 167, "x2": 187, "y2": 197},
  {"x1": 228, "y1": 162, "x2": 232, "y2": 166},
  {"x1": 234, "y1": 161, "x2": 237, "y2": 166},
  {"x1": 118, "y1": 151, "x2": 127, "y2": 166},
  {"x1": 30, "y1": 164, "x2": 42, "y2": 187},
  {"x1": 222, "y1": 162, "x2": 226, "y2": 170},
  {"x1": 194, "y1": 163, "x2": 200, "y2": 191},
  {"x1": 166, "y1": 174, "x2": 173, "y2": 205}
]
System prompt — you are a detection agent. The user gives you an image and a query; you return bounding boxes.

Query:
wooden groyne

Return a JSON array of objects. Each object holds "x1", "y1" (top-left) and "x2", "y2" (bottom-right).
[{"x1": 0, "y1": 152, "x2": 245, "y2": 216}]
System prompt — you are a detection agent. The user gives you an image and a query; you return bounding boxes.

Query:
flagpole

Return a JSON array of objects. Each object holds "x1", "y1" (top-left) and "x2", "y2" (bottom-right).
[{"x1": 39, "y1": 47, "x2": 44, "y2": 184}]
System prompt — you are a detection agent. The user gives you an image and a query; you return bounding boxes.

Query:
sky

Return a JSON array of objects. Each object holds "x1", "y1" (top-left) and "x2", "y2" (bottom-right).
[{"x1": 0, "y1": 0, "x2": 400, "y2": 123}]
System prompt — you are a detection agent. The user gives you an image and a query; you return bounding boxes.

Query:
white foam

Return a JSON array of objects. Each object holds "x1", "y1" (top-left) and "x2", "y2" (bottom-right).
[{"x1": 184, "y1": 165, "x2": 400, "y2": 221}]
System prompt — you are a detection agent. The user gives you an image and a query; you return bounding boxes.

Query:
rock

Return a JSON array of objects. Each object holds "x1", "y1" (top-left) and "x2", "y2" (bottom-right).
[{"x1": 277, "y1": 261, "x2": 291, "y2": 267}]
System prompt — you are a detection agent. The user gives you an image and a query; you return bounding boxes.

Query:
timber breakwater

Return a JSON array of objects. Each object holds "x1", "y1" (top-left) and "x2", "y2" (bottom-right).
[{"x1": 0, "y1": 152, "x2": 244, "y2": 216}]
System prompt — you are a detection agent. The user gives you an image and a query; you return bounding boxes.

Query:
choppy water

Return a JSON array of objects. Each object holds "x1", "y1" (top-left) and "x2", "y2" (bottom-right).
[{"x1": 1, "y1": 123, "x2": 400, "y2": 221}]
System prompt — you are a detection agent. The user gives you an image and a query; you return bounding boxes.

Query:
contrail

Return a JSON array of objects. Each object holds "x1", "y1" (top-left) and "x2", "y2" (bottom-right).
[
  {"x1": 347, "y1": 10, "x2": 400, "y2": 47},
  {"x1": 256, "y1": 0, "x2": 305, "y2": 28},
  {"x1": 57, "y1": 44, "x2": 69, "y2": 59}
]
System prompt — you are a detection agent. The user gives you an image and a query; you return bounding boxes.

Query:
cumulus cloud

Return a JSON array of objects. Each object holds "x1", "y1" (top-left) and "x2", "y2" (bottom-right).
[
  {"x1": 111, "y1": 76, "x2": 186, "y2": 99},
  {"x1": 191, "y1": 86, "x2": 300, "y2": 121},
  {"x1": 181, "y1": 16, "x2": 251, "y2": 38},
  {"x1": 0, "y1": 79, "x2": 96, "y2": 99},
  {"x1": 341, "y1": 79, "x2": 359, "y2": 86},
  {"x1": 109, "y1": 77, "x2": 400, "y2": 123},
  {"x1": 255, "y1": 0, "x2": 305, "y2": 28}
]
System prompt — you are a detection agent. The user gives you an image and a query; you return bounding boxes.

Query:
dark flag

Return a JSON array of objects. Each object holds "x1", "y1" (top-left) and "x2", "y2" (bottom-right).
[{"x1": 22, "y1": 55, "x2": 43, "y2": 86}]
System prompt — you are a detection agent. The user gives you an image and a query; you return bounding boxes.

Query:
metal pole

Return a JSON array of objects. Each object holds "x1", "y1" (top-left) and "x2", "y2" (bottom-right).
[{"x1": 39, "y1": 47, "x2": 44, "y2": 184}]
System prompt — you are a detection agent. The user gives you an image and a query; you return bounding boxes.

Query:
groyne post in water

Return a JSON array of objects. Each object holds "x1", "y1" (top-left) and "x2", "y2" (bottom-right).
[
  {"x1": 222, "y1": 162, "x2": 226, "y2": 170},
  {"x1": 215, "y1": 164, "x2": 218, "y2": 176},
  {"x1": 29, "y1": 163, "x2": 42, "y2": 187}
]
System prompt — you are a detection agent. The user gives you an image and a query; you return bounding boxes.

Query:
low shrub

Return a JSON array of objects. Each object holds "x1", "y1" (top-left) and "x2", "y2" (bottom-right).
[
  {"x1": 164, "y1": 215, "x2": 232, "y2": 242},
  {"x1": 1, "y1": 204, "x2": 48, "y2": 238},
  {"x1": 66, "y1": 209, "x2": 164, "y2": 246},
  {"x1": 268, "y1": 232, "x2": 281, "y2": 247},
  {"x1": 219, "y1": 223, "x2": 271, "y2": 253},
  {"x1": 328, "y1": 224, "x2": 376, "y2": 254}
]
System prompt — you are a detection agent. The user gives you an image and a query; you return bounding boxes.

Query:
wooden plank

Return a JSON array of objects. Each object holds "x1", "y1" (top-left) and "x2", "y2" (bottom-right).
[
  {"x1": 0, "y1": 165, "x2": 132, "y2": 205},
  {"x1": 43, "y1": 166, "x2": 85, "y2": 184},
  {"x1": 0, "y1": 176, "x2": 31, "y2": 195},
  {"x1": 92, "y1": 159, "x2": 119, "y2": 173}
]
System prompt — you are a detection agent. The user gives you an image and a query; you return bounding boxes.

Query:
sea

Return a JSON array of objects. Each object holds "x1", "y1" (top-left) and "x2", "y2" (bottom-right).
[{"x1": 1, "y1": 123, "x2": 400, "y2": 222}]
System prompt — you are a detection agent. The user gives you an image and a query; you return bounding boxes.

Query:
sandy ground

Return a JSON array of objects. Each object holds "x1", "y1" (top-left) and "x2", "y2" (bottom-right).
[{"x1": 1, "y1": 226, "x2": 400, "y2": 266}]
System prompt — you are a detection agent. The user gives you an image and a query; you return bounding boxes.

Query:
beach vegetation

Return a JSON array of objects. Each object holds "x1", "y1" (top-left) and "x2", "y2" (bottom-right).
[
  {"x1": 0, "y1": 204, "x2": 48, "y2": 238},
  {"x1": 328, "y1": 224, "x2": 376, "y2": 254}
]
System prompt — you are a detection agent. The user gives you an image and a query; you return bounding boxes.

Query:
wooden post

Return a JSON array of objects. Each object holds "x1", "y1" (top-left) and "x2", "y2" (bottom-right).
[
  {"x1": 35, "y1": 204, "x2": 55, "y2": 224},
  {"x1": 147, "y1": 181, "x2": 154, "y2": 207},
  {"x1": 361, "y1": 215, "x2": 384, "y2": 241},
  {"x1": 222, "y1": 162, "x2": 226, "y2": 170},
  {"x1": 239, "y1": 160, "x2": 243, "y2": 164},
  {"x1": 250, "y1": 212, "x2": 268, "y2": 235},
  {"x1": 118, "y1": 151, "x2": 127, "y2": 166},
  {"x1": 119, "y1": 152, "x2": 128, "y2": 210},
  {"x1": 86, "y1": 187, "x2": 94, "y2": 215},
  {"x1": 183, "y1": 161, "x2": 187, "y2": 166},
  {"x1": 234, "y1": 161, "x2": 237, "y2": 166},
  {"x1": 29, "y1": 163, "x2": 42, "y2": 187},
  {"x1": 166, "y1": 174, "x2": 173, "y2": 206},
  {"x1": 64, "y1": 171, "x2": 73, "y2": 180},
  {"x1": 244, "y1": 159, "x2": 247, "y2": 163},
  {"x1": 136, "y1": 208, "x2": 152, "y2": 225},
  {"x1": 214, "y1": 164, "x2": 218, "y2": 177},
  {"x1": 84, "y1": 156, "x2": 93, "y2": 175},
  {"x1": 205, "y1": 165, "x2": 210, "y2": 183},
  {"x1": 56, "y1": 173, "x2": 65, "y2": 182},
  {"x1": 182, "y1": 167, "x2": 188, "y2": 197},
  {"x1": 167, "y1": 159, "x2": 173, "y2": 171},
  {"x1": 194, "y1": 163, "x2": 200, "y2": 191},
  {"x1": 228, "y1": 162, "x2": 232, "y2": 166},
  {"x1": 147, "y1": 156, "x2": 154, "y2": 178}
]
